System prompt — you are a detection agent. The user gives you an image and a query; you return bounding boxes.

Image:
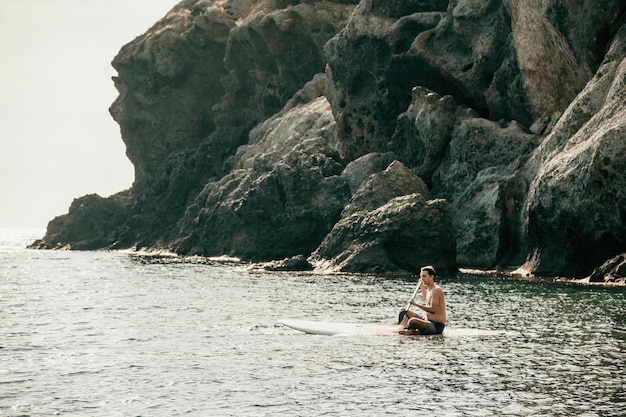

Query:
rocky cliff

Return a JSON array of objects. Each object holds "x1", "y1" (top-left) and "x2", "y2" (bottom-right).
[{"x1": 30, "y1": 0, "x2": 626, "y2": 283}]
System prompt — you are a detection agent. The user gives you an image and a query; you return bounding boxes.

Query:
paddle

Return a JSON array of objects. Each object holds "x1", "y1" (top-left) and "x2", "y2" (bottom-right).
[{"x1": 398, "y1": 278, "x2": 421, "y2": 324}]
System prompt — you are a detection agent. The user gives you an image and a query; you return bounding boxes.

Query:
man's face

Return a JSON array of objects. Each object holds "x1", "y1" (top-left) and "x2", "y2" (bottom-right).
[{"x1": 420, "y1": 270, "x2": 432, "y2": 285}]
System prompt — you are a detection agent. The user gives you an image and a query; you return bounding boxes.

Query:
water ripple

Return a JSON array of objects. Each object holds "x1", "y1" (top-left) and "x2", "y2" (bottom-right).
[{"x1": 1, "y1": 230, "x2": 625, "y2": 416}]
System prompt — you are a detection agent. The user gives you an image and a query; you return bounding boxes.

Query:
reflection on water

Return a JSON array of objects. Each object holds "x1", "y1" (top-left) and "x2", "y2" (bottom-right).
[{"x1": 1, "y1": 230, "x2": 625, "y2": 416}]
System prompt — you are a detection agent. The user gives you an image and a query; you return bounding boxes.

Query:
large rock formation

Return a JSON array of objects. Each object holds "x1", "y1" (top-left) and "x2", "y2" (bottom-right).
[
  {"x1": 522, "y1": 24, "x2": 626, "y2": 277},
  {"x1": 31, "y1": 0, "x2": 626, "y2": 282},
  {"x1": 173, "y1": 95, "x2": 351, "y2": 261}
]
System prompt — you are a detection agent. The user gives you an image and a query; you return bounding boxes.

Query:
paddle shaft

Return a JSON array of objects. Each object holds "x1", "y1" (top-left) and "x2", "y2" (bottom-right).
[
  {"x1": 405, "y1": 279, "x2": 422, "y2": 311},
  {"x1": 398, "y1": 279, "x2": 423, "y2": 324}
]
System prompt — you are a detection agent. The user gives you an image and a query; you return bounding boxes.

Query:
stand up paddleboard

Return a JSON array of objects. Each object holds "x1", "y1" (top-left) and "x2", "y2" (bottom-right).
[{"x1": 279, "y1": 319, "x2": 501, "y2": 337}]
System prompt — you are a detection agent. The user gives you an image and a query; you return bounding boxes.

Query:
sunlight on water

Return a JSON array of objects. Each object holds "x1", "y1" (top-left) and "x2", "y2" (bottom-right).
[{"x1": 1, "y1": 230, "x2": 625, "y2": 416}]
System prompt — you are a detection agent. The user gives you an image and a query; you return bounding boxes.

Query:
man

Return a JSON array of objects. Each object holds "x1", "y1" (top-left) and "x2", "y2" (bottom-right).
[{"x1": 399, "y1": 266, "x2": 446, "y2": 335}]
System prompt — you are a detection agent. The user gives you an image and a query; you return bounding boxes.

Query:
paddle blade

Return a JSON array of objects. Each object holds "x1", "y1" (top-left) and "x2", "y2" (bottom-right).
[{"x1": 398, "y1": 309, "x2": 407, "y2": 324}]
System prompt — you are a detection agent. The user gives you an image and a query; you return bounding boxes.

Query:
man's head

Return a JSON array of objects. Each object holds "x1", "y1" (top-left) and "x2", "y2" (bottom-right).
[{"x1": 420, "y1": 266, "x2": 436, "y2": 284}]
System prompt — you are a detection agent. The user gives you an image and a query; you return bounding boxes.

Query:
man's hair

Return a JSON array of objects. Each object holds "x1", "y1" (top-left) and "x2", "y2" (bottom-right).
[{"x1": 421, "y1": 265, "x2": 436, "y2": 278}]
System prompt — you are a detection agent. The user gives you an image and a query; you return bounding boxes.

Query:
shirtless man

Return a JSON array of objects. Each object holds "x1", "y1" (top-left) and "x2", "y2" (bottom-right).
[{"x1": 399, "y1": 266, "x2": 446, "y2": 335}]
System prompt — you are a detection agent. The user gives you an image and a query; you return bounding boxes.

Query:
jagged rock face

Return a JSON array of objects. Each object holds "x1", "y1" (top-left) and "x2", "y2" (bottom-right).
[
  {"x1": 324, "y1": 1, "x2": 448, "y2": 162},
  {"x1": 110, "y1": 1, "x2": 236, "y2": 186},
  {"x1": 325, "y1": 0, "x2": 622, "y2": 161},
  {"x1": 106, "y1": 0, "x2": 357, "y2": 249},
  {"x1": 390, "y1": 87, "x2": 458, "y2": 185},
  {"x1": 173, "y1": 97, "x2": 351, "y2": 260},
  {"x1": 432, "y1": 110, "x2": 539, "y2": 269},
  {"x1": 111, "y1": 0, "x2": 355, "y2": 188},
  {"x1": 32, "y1": 0, "x2": 626, "y2": 281},
  {"x1": 323, "y1": 0, "x2": 625, "y2": 277},
  {"x1": 522, "y1": 25, "x2": 626, "y2": 277},
  {"x1": 213, "y1": 1, "x2": 356, "y2": 162}
]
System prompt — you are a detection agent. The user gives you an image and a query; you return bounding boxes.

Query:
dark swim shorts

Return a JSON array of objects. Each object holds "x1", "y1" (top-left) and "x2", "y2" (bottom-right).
[{"x1": 421, "y1": 320, "x2": 445, "y2": 335}]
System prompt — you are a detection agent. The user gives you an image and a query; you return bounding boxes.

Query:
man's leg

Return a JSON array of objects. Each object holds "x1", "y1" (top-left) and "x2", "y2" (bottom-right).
[
  {"x1": 399, "y1": 309, "x2": 420, "y2": 327},
  {"x1": 407, "y1": 317, "x2": 433, "y2": 333}
]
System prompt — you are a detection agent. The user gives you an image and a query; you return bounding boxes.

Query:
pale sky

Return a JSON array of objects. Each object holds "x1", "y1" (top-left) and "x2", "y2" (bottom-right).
[{"x1": 0, "y1": 0, "x2": 177, "y2": 229}]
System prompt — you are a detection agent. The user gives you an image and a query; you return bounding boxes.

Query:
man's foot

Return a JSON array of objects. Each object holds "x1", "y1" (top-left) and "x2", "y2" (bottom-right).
[{"x1": 397, "y1": 327, "x2": 421, "y2": 336}]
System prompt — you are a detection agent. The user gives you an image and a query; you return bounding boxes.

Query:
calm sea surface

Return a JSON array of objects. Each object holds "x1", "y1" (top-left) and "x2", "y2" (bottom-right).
[{"x1": 1, "y1": 229, "x2": 625, "y2": 416}]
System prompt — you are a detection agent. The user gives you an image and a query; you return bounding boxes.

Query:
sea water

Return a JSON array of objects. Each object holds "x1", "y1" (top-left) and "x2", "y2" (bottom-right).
[{"x1": 1, "y1": 229, "x2": 625, "y2": 416}]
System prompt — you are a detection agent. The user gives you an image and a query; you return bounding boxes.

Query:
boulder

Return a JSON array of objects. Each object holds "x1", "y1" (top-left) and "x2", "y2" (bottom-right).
[
  {"x1": 311, "y1": 193, "x2": 456, "y2": 275},
  {"x1": 589, "y1": 254, "x2": 626, "y2": 284},
  {"x1": 341, "y1": 160, "x2": 429, "y2": 218},
  {"x1": 28, "y1": 193, "x2": 130, "y2": 251},
  {"x1": 258, "y1": 255, "x2": 314, "y2": 271},
  {"x1": 342, "y1": 152, "x2": 398, "y2": 194},
  {"x1": 313, "y1": 160, "x2": 453, "y2": 274}
]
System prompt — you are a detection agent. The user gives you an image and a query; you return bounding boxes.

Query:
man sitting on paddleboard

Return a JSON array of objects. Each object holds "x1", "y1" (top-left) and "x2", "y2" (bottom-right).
[{"x1": 399, "y1": 266, "x2": 446, "y2": 335}]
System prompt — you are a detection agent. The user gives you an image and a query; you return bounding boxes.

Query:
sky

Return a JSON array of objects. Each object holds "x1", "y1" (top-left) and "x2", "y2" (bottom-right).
[{"x1": 0, "y1": 0, "x2": 177, "y2": 229}]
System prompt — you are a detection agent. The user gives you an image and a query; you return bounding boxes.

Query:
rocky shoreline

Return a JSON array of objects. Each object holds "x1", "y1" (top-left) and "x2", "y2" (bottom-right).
[{"x1": 30, "y1": 0, "x2": 626, "y2": 284}]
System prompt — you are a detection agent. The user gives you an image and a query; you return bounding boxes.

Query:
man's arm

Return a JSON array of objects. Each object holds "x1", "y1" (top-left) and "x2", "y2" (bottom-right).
[
  {"x1": 411, "y1": 301, "x2": 434, "y2": 314},
  {"x1": 411, "y1": 287, "x2": 442, "y2": 315}
]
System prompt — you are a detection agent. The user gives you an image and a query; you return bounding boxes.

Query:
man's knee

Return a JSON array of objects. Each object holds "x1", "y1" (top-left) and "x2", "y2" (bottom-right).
[{"x1": 407, "y1": 317, "x2": 421, "y2": 329}]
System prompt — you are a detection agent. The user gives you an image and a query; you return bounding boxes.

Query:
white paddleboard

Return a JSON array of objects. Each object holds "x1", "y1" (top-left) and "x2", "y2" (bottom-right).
[{"x1": 279, "y1": 319, "x2": 501, "y2": 337}]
